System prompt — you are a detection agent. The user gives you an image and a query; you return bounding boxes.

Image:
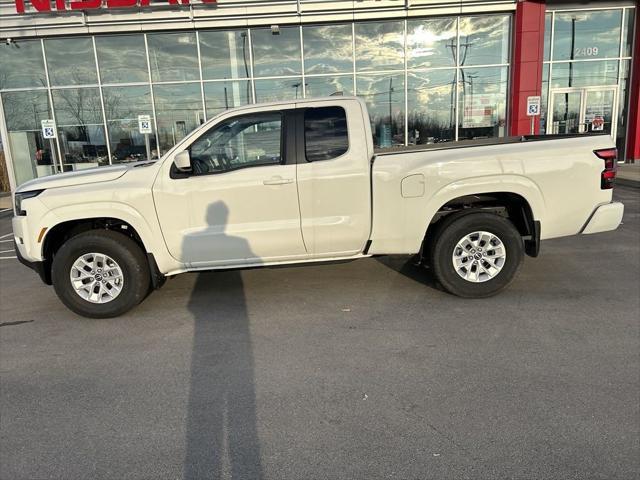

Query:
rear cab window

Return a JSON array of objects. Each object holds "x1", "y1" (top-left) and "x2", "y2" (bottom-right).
[{"x1": 304, "y1": 106, "x2": 349, "y2": 162}]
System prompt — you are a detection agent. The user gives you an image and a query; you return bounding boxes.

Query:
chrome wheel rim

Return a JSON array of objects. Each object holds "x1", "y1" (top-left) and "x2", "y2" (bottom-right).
[
  {"x1": 69, "y1": 253, "x2": 124, "y2": 304},
  {"x1": 452, "y1": 231, "x2": 506, "y2": 283}
]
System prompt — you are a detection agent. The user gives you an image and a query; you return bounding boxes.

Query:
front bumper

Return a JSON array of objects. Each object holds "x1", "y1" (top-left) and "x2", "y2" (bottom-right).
[
  {"x1": 14, "y1": 240, "x2": 51, "y2": 284},
  {"x1": 581, "y1": 202, "x2": 624, "y2": 235}
]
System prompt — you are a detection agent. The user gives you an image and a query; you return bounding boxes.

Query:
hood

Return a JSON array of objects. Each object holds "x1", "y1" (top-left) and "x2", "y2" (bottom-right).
[{"x1": 15, "y1": 161, "x2": 155, "y2": 193}]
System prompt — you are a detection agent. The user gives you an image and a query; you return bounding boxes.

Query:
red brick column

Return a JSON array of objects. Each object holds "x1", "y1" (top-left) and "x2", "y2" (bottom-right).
[
  {"x1": 509, "y1": 0, "x2": 546, "y2": 136},
  {"x1": 626, "y1": 10, "x2": 640, "y2": 162}
]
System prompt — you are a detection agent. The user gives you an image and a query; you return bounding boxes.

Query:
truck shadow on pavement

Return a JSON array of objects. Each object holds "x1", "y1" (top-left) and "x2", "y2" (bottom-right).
[
  {"x1": 183, "y1": 202, "x2": 263, "y2": 479},
  {"x1": 374, "y1": 255, "x2": 442, "y2": 291}
]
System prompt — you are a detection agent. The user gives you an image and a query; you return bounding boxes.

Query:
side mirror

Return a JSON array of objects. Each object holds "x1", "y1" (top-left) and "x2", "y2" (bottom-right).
[{"x1": 174, "y1": 150, "x2": 191, "y2": 171}]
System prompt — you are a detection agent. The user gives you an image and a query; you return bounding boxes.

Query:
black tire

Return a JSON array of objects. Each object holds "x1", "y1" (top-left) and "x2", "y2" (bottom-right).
[
  {"x1": 429, "y1": 212, "x2": 524, "y2": 298},
  {"x1": 52, "y1": 230, "x2": 150, "y2": 318}
]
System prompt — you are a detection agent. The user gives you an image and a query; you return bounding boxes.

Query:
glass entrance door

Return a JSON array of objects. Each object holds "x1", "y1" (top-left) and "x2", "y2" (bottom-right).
[
  {"x1": 549, "y1": 87, "x2": 617, "y2": 137},
  {"x1": 551, "y1": 91, "x2": 582, "y2": 134},
  {"x1": 583, "y1": 90, "x2": 615, "y2": 136}
]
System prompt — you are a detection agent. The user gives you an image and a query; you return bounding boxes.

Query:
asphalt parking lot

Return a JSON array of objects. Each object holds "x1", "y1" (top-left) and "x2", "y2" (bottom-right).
[{"x1": 1, "y1": 186, "x2": 639, "y2": 480}]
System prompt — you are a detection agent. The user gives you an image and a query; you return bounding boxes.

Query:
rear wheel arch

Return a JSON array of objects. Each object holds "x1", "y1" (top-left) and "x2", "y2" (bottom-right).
[
  {"x1": 422, "y1": 192, "x2": 540, "y2": 260},
  {"x1": 428, "y1": 211, "x2": 525, "y2": 298}
]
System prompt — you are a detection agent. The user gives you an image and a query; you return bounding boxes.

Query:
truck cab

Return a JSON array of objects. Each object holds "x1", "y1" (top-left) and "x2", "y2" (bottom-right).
[{"x1": 152, "y1": 98, "x2": 373, "y2": 268}]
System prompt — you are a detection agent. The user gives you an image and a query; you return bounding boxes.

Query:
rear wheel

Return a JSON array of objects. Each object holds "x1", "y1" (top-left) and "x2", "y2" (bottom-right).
[
  {"x1": 429, "y1": 212, "x2": 524, "y2": 298},
  {"x1": 52, "y1": 230, "x2": 150, "y2": 318}
]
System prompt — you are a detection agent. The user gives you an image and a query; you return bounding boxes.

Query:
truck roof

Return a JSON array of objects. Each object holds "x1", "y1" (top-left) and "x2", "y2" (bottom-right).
[
  {"x1": 217, "y1": 95, "x2": 363, "y2": 113},
  {"x1": 199, "y1": 95, "x2": 365, "y2": 129}
]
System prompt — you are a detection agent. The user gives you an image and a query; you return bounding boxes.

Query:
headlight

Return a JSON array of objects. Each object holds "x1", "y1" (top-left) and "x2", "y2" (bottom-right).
[{"x1": 14, "y1": 190, "x2": 44, "y2": 216}]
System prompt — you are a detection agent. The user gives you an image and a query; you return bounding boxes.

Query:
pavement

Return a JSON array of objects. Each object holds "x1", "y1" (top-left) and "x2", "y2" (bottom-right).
[{"x1": 0, "y1": 186, "x2": 639, "y2": 480}]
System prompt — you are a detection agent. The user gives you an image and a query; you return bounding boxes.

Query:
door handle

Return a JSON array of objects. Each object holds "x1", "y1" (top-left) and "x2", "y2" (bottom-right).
[{"x1": 263, "y1": 177, "x2": 293, "y2": 185}]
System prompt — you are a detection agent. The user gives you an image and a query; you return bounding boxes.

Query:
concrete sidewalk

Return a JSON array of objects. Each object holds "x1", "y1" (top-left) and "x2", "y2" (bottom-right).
[
  {"x1": 618, "y1": 163, "x2": 640, "y2": 188},
  {"x1": 0, "y1": 193, "x2": 11, "y2": 211}
]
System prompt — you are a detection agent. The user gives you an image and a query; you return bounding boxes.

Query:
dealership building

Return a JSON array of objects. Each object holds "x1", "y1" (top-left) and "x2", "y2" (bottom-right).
[{"x1": 0, "y1": 0, "x2": 638, "y2": 190}]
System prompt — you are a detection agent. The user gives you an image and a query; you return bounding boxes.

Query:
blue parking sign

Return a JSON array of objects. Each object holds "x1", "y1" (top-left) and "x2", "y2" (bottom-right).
[
  {"x1": 138, "y1": 115, "x2": 153, "y2": 134},
  {"x1": 526, "y1": 96, "x2": 541, "y2": 117},
  {"x1": 41, "y1": 119, "x2": 57, "y2": 139}
]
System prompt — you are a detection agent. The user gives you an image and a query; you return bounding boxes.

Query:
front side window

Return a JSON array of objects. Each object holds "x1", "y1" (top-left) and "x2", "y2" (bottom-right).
[
  {"x1": 304, "y1": 106, "x2": 349, "y2": 162},
  {"x1": 190, "y1": 112, "x2": 283, "y2": 175}
]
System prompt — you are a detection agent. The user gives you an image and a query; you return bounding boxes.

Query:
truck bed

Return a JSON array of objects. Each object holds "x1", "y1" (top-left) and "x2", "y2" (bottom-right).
[{"x1": 374, "y1": 133, "x2": 610, "y2": 156}]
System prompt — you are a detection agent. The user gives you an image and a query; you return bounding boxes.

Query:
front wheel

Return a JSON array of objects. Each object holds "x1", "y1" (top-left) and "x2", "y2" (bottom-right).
[
  {"x1": 429, "y1": 212, "x2": 524, "y2": 298},
  {"x1": 52, "y1": 230, "x2": 150, "y2": 318}
]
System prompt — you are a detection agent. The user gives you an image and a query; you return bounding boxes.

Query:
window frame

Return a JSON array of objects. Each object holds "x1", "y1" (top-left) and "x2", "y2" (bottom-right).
[
  {"x1": 178, "y1": 110, "x2": 290, "y2": 178},
  {"x1": 300, "y1": 106, "x2": 351, "y2": 163}
]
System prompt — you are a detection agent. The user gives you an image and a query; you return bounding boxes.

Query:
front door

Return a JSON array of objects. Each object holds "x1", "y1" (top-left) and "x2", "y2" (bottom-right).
[
  {"x1": 549, "y1": 87, "x2": 617, "y2": 137},
  {"x1": 153, "y1": 107, "x2": 308, "y2": 267}
]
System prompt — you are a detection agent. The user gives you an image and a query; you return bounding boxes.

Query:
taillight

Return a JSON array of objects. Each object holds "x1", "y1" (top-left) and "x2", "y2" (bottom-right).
[{"x1": 594, "y1": 148, "x2": 617, "y2": 189}]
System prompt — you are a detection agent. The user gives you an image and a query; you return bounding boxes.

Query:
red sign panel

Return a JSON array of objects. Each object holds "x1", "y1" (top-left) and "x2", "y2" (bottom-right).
[{"x1": 16, "y1": 0, "x2": 216, "y2": 14}]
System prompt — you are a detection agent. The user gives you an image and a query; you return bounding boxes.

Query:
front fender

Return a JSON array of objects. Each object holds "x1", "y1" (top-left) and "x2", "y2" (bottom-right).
[{"x1": 38, "y1": 202, "x2": 180, "y2": 274}]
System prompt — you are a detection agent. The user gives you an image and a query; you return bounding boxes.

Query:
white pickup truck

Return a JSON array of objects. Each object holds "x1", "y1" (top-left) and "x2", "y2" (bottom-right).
[{"x1": 13, "y1": 97, "x2": 624, "y2": 318}]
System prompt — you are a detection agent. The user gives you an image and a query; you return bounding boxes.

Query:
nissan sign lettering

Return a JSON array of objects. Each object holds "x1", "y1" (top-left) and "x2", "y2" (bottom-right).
[{"x1": 15, "y1": 0, "x2": 216, "y2": 14}]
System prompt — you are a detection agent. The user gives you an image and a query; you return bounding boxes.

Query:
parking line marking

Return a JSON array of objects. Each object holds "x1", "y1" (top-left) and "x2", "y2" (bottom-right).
[
  {"x1": 0, "y1": 208, "x2": 11, "y2": 213},
  {"x1": 0, "y1": 239, "x2": 13, "y2": 243},
  {"x1": 0, "y1": 256, "x2": 17, "y2": 260},
  {"x1": 0, "y1": 249, "x2": 14, "y2": 253},
  {"x1": 0, "y1": 233, "x2": 12, "y2": 239}
]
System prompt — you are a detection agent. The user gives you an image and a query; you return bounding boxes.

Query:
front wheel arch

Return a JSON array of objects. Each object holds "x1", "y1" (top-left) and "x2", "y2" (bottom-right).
[
  {"x1": 41, "y1": 218, "x2": 149, "y2": 285},
  {"x1": 51, "y1": 229, "x2": 151, "y2": 318}
]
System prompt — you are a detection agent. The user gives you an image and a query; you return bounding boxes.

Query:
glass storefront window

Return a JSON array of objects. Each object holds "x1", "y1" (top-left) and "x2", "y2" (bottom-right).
[
  {"x1": 45, "y1": 37, "x2": 98, "y2": 86},
  {"x1": 255, "y1": 78, "x2": 303, "y2": 102},
  {"x1": 1, "y1": 90, "x2": 54, "y2": 185},
  {"x1": 251, "y1": 27, "x2": 302, "y2": 77},
  {"x1": 305, "y1": 76, "x2": 354, "y2": 98},
  {"x1": 0, "y1": 40, "x2": 47, "y2": 89},
  {"x1": 552, "y1": 10, "x2": 622, "y2": 61},
  {"x1": 458, "y1": 16, "x2": 510, "y2": 66},
  {"x1": 147, "y1": 32, "x2": 199, "y2": 82},
  {"x1": 551, "y1": 60, "x2": 619, "y2": 88},
  {"x1": 617, "y1": 60, "x2": 631, "y2": 158},
  {"x1": 204, "y1": 81, "x2": 251, "y2": 118},
  {"x1": 544, "y1": 13, "x2": 552, "y2": 62},
  {"x1": 200, "y1": 30, "x2": 250, "y2": 80},
  {"x1": 356, "y1": 73, "x2": 405, "y2": 147},
  {"x1": 52, "y1": 88, "x2": 108, "y2": 168},
  {"x1": 544, "y1": 7, "x2": 634, "y2": 156},
  {"x1": 457, "y1": 67, "x2": 508, "y2": 140},
  {"x1": 540, "y1": 63, "x2": 550, "y2": 134},
  {"x1": 96, "y1": 35, "x2": 148, "y2": 85},
  {"x1": 622, "y1": 9, "x2": 635, "y2": 58},
  {"x1": 103, "y1": 85, "x2": 157, "y2": 163},
  {"x1": 303, "y1": 24, "x2": 354, "y2": 74},
  {"x1": 407, "y1": 18, "x2": 457, "y2": 69},
  {"x1": 355, "y1": 21, "x2": 404, "y2": 72},
  {"x1": 153, "y1": 83, "x2": 203, "y2": 154},
  {"x1": 3, "y1": 13, "x2": 522, "y2": 188},
  {"x1": 407, "y1": 69, "x2": 456, "y2": 144}
]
